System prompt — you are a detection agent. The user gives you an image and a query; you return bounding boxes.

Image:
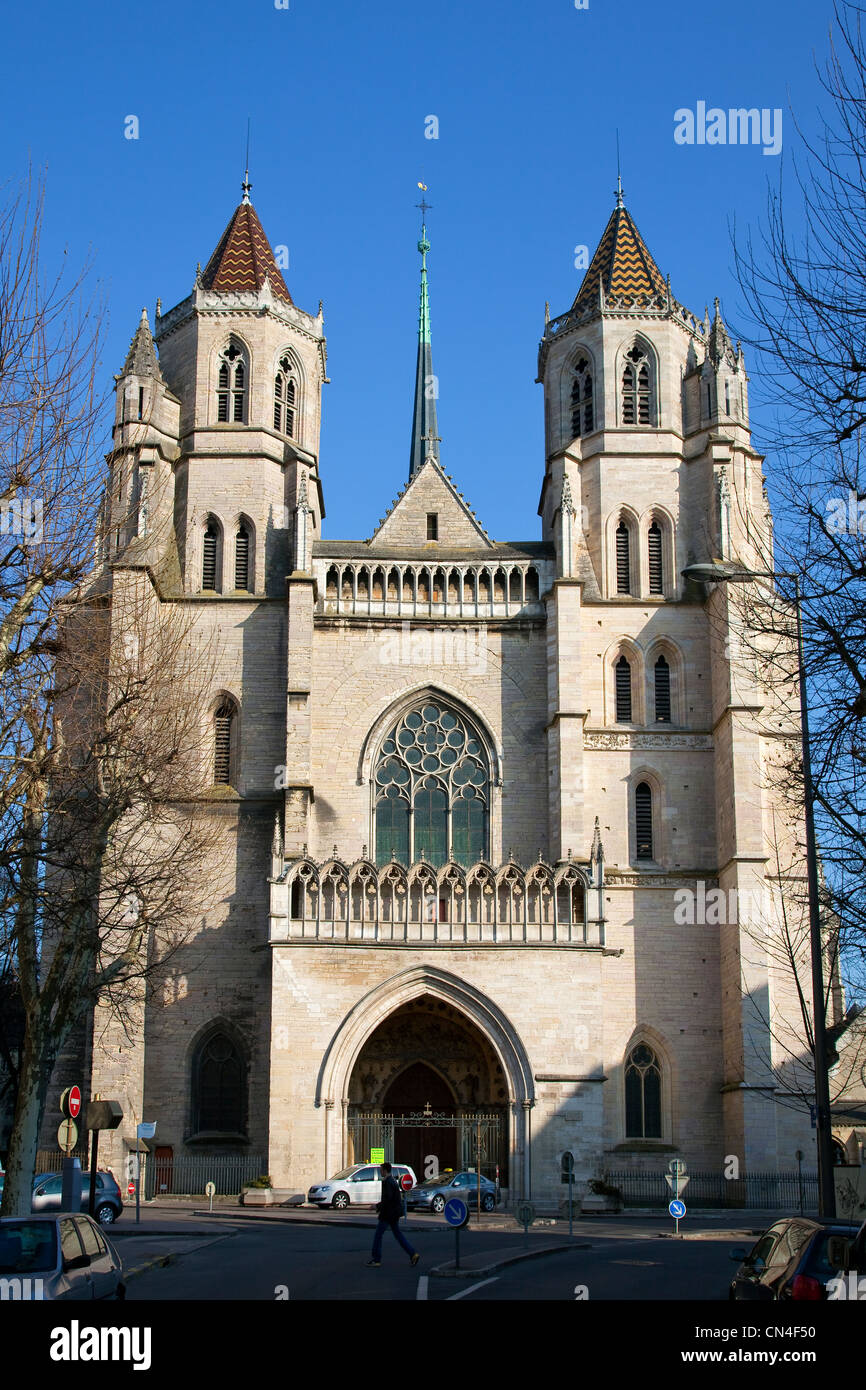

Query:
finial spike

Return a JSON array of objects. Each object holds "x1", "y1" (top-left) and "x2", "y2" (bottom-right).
[
  {"x1": 615, "y1": 130, "x2": 624, "y2": 207},
  {"x1": 241, "y1": 117, "x2": 252, "y2": 204}
]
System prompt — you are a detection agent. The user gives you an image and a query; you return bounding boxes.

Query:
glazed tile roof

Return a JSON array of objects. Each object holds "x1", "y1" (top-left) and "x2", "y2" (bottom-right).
[
  {"x1": 571, "y1": 203, "x2": 667, "y2": 315},
  {"x1": 200, "y1": 202, "x2": 292, "y2": 302}
]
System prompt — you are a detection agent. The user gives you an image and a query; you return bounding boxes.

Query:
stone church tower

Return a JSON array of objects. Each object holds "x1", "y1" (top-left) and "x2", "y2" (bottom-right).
[{"x1": 77, "y1": 180, "x2": 813, "y2": 1204}]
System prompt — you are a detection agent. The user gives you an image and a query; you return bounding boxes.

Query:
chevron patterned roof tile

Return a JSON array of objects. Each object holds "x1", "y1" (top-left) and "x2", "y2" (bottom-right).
[
  {"x1": 201, "y1": 203, "x2": 292, "y2": 302},
  {"x1": 571, "y1": 205, "x2": 667, "y2": 315}
]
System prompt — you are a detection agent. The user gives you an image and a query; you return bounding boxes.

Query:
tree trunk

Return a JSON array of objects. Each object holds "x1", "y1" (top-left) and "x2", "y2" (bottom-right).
[{"x1": 0, "y1": 1019, "x2": 55, "y2": 1217}]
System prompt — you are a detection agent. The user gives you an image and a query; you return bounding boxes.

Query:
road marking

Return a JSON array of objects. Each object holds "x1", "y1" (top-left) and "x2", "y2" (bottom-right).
[
  {"x1": 416, "y1": 1276, "x2": 428, "y2": 1300},
  {"x1": 446, "y1": 1277, "x2": 498, "y2": 1301}
]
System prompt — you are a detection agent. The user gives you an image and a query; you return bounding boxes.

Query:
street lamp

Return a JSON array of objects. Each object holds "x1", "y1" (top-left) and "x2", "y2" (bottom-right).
[{"x1": 682, "y1": 560, "x2": 836, "y2": 1217}]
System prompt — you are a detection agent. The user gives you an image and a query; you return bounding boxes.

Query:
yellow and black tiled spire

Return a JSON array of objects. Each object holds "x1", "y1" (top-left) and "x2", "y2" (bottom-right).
[{"x1": 571, "y1": 188, "x2": 667, "y2": 316}]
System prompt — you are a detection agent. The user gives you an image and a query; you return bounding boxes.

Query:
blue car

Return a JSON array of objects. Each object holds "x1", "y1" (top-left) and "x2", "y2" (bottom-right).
[{"x1": 406, "y1": 1170, "x2": 500, "y2": 1213}]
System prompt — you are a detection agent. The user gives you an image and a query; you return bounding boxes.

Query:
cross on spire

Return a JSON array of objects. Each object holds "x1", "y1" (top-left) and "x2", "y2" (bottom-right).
[{"x1": 423, "y1": 426, "x2": 441, "y2": 461}]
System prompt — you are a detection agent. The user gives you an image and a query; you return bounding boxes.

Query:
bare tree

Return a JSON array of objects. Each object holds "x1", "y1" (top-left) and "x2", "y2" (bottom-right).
[
  {"x1": 0, "y1": 172, "x2": 222, "y2": 1217},
  {"x1": 729, "y1": 1, "x2": 866, "y2": 1010}
]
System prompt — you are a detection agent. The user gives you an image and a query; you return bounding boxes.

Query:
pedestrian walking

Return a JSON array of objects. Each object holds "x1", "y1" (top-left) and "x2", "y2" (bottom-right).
[{"x1": 366, "y1": 1162, "x2": 420, "y2": 1267}]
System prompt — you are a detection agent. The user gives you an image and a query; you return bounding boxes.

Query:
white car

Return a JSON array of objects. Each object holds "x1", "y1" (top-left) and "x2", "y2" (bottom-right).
[
  {"x1": 307, "y1": 1163, "x2": 416, "y2": 1210},
  {"x1": 0, "y1": 1213, "x2": 125, "y2": 1299}
]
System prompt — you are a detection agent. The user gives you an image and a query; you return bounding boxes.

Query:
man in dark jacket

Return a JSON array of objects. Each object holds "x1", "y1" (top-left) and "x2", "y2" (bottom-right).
[{"x1": 366, "y1": 1163, "x2": 420, "y2": 1267}]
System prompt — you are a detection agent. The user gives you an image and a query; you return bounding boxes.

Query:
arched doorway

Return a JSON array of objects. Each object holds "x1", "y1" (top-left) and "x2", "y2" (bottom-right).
[
  {"x1": 346, "y1": 995, "x2": 509, "y2": 1184},
  {"x1": 382, "y1": 1062, "x2": 457, "y2": 1178}
]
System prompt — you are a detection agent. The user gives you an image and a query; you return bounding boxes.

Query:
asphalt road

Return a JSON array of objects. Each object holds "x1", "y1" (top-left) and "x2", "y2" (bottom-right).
[{"x1": 126, "y1": 1220, "x2": 738, "y2": 1301}]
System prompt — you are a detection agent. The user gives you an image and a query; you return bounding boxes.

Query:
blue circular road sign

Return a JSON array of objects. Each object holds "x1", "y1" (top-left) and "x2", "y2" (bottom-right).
[
  {"x1": 669, "y1": 1199, "x2": 686, "y2": 1219},
  {"x1": 443, "y1": 1197, "x2": 469, "y2": 1228}
]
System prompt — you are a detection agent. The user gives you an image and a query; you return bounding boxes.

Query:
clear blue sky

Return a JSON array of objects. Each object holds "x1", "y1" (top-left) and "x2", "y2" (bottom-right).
[{"x1": 3, "y1": 0, "x2": 832, "y2": 540}]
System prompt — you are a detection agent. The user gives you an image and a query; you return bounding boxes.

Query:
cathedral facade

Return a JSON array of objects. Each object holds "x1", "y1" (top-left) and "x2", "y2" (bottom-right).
[{"x1": 80, "y1": 181, "x2": 815, "y2": 1203}]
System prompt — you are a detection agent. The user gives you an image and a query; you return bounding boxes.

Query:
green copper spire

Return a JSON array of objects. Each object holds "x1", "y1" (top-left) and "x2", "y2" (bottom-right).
[
  {"x1": 418, "y1": 225, "x2": 431, "y2": 343},
  {"x1": 409, "y1": 196, "x2": 440, "y2": 480}
]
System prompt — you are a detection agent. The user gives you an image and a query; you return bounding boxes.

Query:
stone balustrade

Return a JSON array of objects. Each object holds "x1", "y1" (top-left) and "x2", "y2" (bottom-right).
[
  {"x1": 314, "y1": 559, "x2": 549, "y2": 620},
  {"x1": 269, "y1": 854, "x2": 605, "y2": 946}
]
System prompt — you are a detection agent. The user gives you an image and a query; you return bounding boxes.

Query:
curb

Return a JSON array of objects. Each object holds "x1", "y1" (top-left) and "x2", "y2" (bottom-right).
[
  {"x1": 430, "y1": 1240, "x2": 590, "y2": 1279},
  {"x1": 189, "y1": 1208, "x2": 511, "y2": 1234},
  {"x1": 124, "y1": 1227, "x2": 239, "y2": 1282},
  {"x1": 125, "y1": 1252, "x2": 176, "y2": 1280}
]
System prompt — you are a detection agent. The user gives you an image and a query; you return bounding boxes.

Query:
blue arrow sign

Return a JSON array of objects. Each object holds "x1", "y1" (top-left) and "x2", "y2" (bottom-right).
[
  {"x1": 444, "y1": 1197, "x2": 469, "y2": 1227},
  {"x1": 669, "y1": 1199, "x2": 686, "y2": 1219}
]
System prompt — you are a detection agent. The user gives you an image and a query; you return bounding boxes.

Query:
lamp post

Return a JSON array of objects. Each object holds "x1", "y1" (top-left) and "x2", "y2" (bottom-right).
[{"x1": 682, "y1": 561, "x2": 835, "y2": 1217}]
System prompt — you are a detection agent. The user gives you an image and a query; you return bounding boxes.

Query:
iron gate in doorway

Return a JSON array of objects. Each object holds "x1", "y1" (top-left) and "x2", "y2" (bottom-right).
[{"x1": 346, "y1": 1110, "x2": 503, "y2": 1182}]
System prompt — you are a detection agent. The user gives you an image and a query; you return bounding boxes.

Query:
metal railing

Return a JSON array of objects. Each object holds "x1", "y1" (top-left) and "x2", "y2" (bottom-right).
[
  {"x1": 35, "y1": 1147, "x2": 88, "y2": 1174},
  {"x1": 605, "y1": 1168, "x2": 820, "y2": 1211},
  {"x1": 142, "y1": 1153, "x2": 267, "y2": 1198}
]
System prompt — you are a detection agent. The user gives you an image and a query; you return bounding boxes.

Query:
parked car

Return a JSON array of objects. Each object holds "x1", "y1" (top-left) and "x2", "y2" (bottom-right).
[
  {"x1": 307, "y1": 1163, "x2": 417, "y2": 1209},
  {"x1": 406, "y1": 1169, "x2": 500, "y2": 1213},
  {"x1": 729, "y1": 1217, "x2": 866, "y2": 1300},
  {"x1": 32, "y1": 1170, "x2": 123, "y2": 1226},
  {"x1": 0, "y1": 1213, "x2": 125, "y2": 1300}
]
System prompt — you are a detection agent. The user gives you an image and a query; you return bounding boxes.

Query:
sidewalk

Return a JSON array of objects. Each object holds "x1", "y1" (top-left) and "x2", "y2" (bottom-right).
[{"x1": 123, "y1": 1196, "x2": 779, "y2": 1241}]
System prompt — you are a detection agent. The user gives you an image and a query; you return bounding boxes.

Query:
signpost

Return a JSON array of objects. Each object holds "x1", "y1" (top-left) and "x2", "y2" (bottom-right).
[
  {"x1": 400, "y1": 1170, "x2": 413, "y2": 1220},
  {"x1": 205, "y1": 1181, "x2": 216, "y2": 1213},
  {"x1": 58, "y1": 1088, "x2": 84, "y2": 1214},
  {"x1": 668, "y1": 1198, "x2": 686, "y2": 1233},
  {"x1": 516, "y1": 1199, "x2": 535, "y2": 1248},
  {"x1": 562, "y1": 1152, "x2": 575, "y2": 1236},
  {"x1": 666, "y1": 1160, "x2": 689, "y2": 1236},
  {"x1": 134, "y1": 1121, "x2": 157, "y2": 1223},
  {"x1": 60, "y1": 1086, "x2": 82, "y2": 1123},
  {"x1": 57, "y1": 1120, "x2": 78, "y2": 1152},
  {"x1": 443, "y1": 1195, "x2": 469, "y2": 1270}
]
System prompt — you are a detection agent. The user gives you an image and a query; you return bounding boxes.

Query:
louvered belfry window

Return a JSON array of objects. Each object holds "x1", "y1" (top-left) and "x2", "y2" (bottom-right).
[
  {"x1": 654, "y1": 655, "x2": 671, "y2": 722},
  {"x1": 615, "y1": 656, "x2": 632, "y2": 722},
  {"x1": 622, "y1": 345, "x2": 651, "y2": 425},
  {"x1": 570, "y1": 357, "x2": 593, "y2": 438},
  {"x1": 232, "y1": 362, "x2": 245, "y2": 421},
  {"x1": 213, "y1": 701, "x2": 235, "y2": 785},
  {"x1": 616, "y1": 522, "x2": 631, "y2": 594},
  {"x1": 235, "y1": 526, "x2": 249, "y2": 590},
  {"x1": 635, "y1": 782, "x2": 653, "y2": 859},
  {"x1": 217, "y1": 343, "x2": 246, "y2": 423},
  {"x1": 202, "y1": 524, "x2": 218, "y2": 590},
  {"x1": 217, "y1": 361, "x2": 230, "y2": 422},
  {"x1": 274, "y1": 356, "x2": 296, "y2": 437},
  {"x1": 648, "y1": 520, "x2": 663, "y2": 594}
]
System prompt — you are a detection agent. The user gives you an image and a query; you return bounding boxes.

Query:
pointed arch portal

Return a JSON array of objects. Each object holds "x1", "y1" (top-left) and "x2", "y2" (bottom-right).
[{"x1": 316, "y1": 965, "x2": 535, "y2": 1194}]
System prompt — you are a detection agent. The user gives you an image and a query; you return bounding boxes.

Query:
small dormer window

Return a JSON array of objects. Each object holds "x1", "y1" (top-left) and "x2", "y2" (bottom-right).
[
  {"x1": 217, "y1": 343, "x2": 246, "y2": 424},
  {"x1": 274, "y1": 356, "x2": 297, "y2": 437}
]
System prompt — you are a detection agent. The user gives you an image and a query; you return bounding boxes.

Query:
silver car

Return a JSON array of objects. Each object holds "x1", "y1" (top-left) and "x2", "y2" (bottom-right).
[
  {"x1": 0, "y1": 1213, "x2": 125, "y2": 1300},
  {"x1": 307, "y1": 1163, "x2": 417, "y2": 1209}
]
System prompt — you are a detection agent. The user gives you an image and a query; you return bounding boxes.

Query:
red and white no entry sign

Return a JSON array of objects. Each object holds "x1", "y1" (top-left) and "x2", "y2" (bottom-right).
[
  {"x1": 68, "y1": 1086, "x2": 82, "y2": 1119},
  {"x1": 400, "y1": 1172, "x2": 414, "y2": 1191},
  {"x1": 127, "y1": 1180, "x2": 135, "y2": 1196}
]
